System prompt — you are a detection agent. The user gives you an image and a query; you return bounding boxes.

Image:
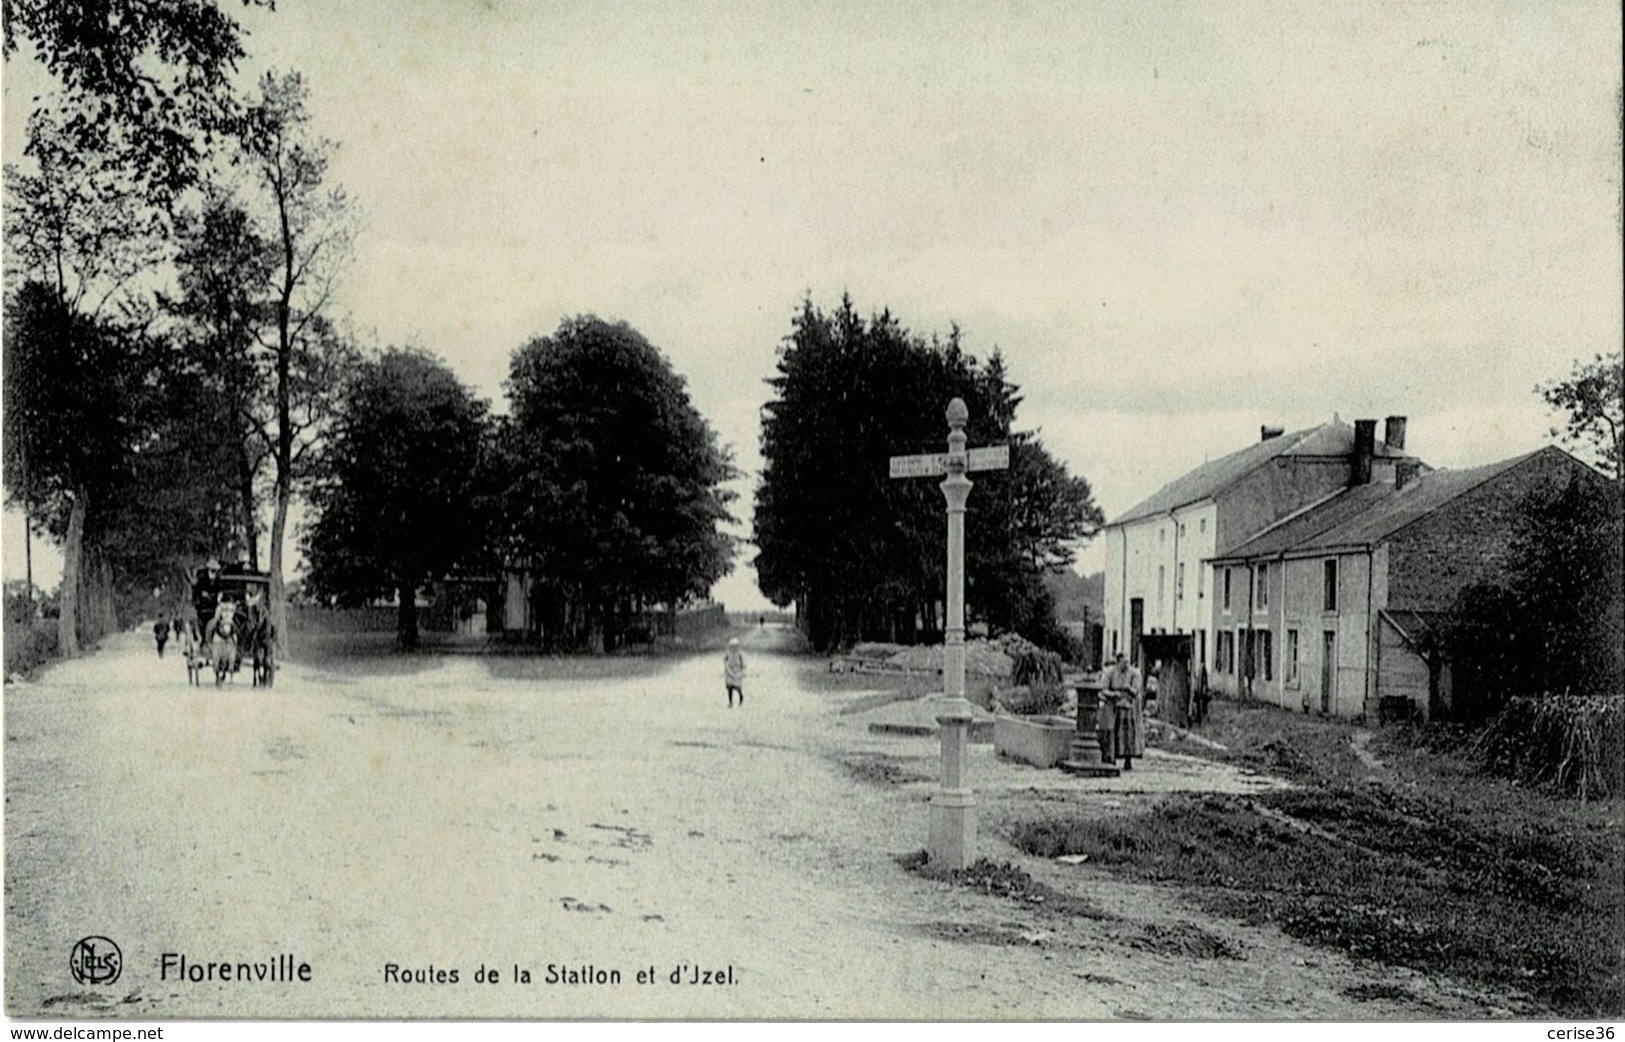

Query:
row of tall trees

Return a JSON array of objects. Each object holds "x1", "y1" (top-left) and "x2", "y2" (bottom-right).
[
  {"x1": 2, "y1": 4, "x2": 1101, "y2": 661},
  {"x1": 754, "y1": 296, "x2": 1104, "y2": 653},
  {"x1": 300, "y1": 318, "x2": 738, "y2": 651},
  {"x1": 4, "y1": 0, "x2": 358, "y2": 654}
]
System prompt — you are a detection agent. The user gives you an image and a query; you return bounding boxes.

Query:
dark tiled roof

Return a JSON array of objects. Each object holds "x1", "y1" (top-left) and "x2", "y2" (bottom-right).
[
  {"x1": 1111, "y1": 419, "x2": 1405, "y2": 526},
  {"x1": 1112, "y1": 425, "x2": 1318, "y2": 525},
  {"x1": 1213, "y1": 449, "x2": 1545, "y2": 560},
  {"x1": 1381, "y1": 608, "x2": 1452, "y2": 648},
  {"x1": 1209, "y1": 482, "x2": 1393, "y2": 560}
]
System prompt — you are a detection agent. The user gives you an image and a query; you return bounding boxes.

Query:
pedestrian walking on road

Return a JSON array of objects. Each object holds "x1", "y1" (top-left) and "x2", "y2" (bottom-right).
[
  {"x1": 724, "y1": 638, "x2": 746, "y2": 707},
  {"x1": 154, "y1": 618, "x2": 171, "y2": 658}
]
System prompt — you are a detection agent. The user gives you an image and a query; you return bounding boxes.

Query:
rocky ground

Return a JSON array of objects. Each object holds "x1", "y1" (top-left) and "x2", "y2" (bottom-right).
[{"x1": 4, "y1": 625, "x2": 1515, "y2": 1020}]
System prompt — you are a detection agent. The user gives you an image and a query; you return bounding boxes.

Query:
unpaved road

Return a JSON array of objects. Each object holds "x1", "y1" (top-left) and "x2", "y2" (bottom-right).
[{"x1": 6, "y1": 627, "x2": 1507, "y2": 1019}]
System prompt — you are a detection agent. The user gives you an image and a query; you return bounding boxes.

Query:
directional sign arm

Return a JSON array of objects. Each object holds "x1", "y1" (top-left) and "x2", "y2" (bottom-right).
[
  {"x1": 966, "y1": 445, "x2": 1010, "y2": 472},
  {"x1": 889, "y1": 453, "x2": 947, "y2": 479}
]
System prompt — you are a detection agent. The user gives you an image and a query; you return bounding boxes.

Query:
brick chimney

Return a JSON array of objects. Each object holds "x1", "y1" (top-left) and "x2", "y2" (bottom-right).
[
  {"x1": 1395, "y1": 460, "x2": 1421, "y2": 490},
  {"x1": 1260, "y1": 425, "x2": 1284, "y2": 442},
  {"x1": 1352, "y1": 419, "x2": 1377, "y2": 485},
  {"x1": 1384, "y1": 415, "x2": 1408, "y2": 451}
]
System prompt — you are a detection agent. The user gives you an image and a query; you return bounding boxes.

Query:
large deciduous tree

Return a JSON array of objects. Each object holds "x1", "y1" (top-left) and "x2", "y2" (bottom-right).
[
  {"x1": 2, "y1": 283, "x2": 142, "y2": 654},
  {"x1": 2, "y1": 0, "x2": 269, "y2": 199},
  {"x1": 303, "y1": 350, "x2": 489, "y2": 648},
  {"x1": 3, "y1": 107, "x2": 158, "y2": 648},
  {"x1": 162, "y1": 193, "x2": 276, "y2": 569},
  {"x1": 495, "y1": 316, "x2": 737, "y2": 652},
  {"x1": 1540, "y1": 353, "x2": 1624, "y2": 481},
  {"x1": 2, "y1": 108, "x2": 160, "y2": 315},
  {"x1": 236, "y1": 70, "x2": 357, "y2": 652},
  {"x1": 754, "y1": 296, "x2": 1103, "y2": 653},
  {"x1": 4, "y1": 0, "x2": 266, "y2": 649}
]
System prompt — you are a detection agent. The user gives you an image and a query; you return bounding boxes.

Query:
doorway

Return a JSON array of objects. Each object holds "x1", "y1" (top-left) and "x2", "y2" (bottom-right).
[{"x1": 1320, "y1": 630, "x2": 1336, "y2": 714}]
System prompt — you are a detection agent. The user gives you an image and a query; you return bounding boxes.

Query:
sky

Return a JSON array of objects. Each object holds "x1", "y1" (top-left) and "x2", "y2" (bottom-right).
[{"x1": 3, "y1": 0, "x2": 1621, "y2": 612}]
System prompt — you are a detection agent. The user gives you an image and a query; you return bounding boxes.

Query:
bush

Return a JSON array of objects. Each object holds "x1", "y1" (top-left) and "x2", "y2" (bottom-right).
[
  {"x1": 4, "y1": 618, "x2": 59, "y2": 678},
  {"x1": 4, "y1": 582, "x2": 56, "y2": 625},
  {"x1": 1470, "y1": 694, "x2": 1625, "y2": 800}
]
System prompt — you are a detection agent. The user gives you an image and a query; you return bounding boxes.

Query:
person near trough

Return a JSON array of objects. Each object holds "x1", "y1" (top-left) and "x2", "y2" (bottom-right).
[
  {"x1": 723, "y1": 637, "x2": 746, "y2": 708},
  {"x1": 1105, "y1": 652, "x2": 1145, "y2": 770}
]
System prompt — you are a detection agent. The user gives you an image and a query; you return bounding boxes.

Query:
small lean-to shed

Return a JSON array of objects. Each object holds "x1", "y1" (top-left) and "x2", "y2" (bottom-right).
[{"x1": 1140, "y1": 632, "x2": 1195, "y2": 728}]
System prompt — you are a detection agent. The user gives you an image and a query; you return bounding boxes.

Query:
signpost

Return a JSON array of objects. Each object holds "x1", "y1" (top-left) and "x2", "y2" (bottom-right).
[
  {"x1": 888, "y1": 398, "x2": 1008, "y2": 869},
  {"x1": 887, "y1": 445, "x2": 1009, "y2": 479}
]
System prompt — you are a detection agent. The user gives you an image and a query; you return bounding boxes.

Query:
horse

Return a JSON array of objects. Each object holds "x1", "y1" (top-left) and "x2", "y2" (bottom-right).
[
  {"x1": 209, "y1": 599, "x2": 242, "y2": 686},
  {"x1": 242, "y1": 597, "x2": 277, "y2": 689},
  {"x1": 177, "y1": 620, "x2": 204, "y2": 686}
]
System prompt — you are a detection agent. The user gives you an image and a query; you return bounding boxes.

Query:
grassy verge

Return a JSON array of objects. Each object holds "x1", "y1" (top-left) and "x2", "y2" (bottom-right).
[
  {"x1": 4, "y1": 618, "x2": 60, "y2": 679},
  {"x1": 898, "y1": 853, "x2": 1114, "y2": 920},
  {"x1": 1151, "y1": 696, "x2": 1372, "y2": 786},
  {"x1": 897, "y1": 854, "x2": 1246, "y2": 958},
  {"x1": 1010, "y1": 698, "x2": 1625, "y2": 1015}
]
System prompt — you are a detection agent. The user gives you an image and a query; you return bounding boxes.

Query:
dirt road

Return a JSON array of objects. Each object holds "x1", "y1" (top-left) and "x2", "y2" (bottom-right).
[{"x1": 5, "y1": 627, "x2": 1499, "y2": 1019}]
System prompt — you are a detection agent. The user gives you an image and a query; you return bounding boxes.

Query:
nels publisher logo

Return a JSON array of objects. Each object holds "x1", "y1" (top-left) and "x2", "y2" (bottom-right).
[{"x1": 70, "y1": 936, "x2": 122, "y2": 986}]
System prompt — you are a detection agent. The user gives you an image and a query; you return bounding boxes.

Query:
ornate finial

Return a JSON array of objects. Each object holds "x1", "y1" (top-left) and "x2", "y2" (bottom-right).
[{"x1": 946, "y1": 397, "x2": 969, "y2": 429}]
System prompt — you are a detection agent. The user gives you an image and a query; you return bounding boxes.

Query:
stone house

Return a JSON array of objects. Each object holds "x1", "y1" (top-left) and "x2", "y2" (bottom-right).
[
  {"x1": 1102, "y1": 415, "x2": 1414, "y2": 673},
  {"x1": 1207, "y1": 444, "x2": 1604, "y2": 721}
]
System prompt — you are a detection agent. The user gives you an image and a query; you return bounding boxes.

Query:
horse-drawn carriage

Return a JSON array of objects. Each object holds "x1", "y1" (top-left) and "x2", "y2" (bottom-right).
[{"x1": 184, "y1": 562, "x2": 276, "y2": 688}]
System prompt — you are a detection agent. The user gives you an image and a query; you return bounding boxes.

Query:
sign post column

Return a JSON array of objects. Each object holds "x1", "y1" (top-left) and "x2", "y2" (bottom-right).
[
  {"x1": 889, "y1": 398, "x2": 1006, "y2": 871},
  {"x1": 929, "y1": 398, "x2": 975, "y2": 869}
]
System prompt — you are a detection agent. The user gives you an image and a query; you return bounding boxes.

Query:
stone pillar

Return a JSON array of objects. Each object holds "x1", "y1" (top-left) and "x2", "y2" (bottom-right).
[
  {"x1": 1059, "y1": 681, "x2": 1120, "y2": 777},
  {"x1": 930, "y1": 397, "x2": 976, "y2": 870}
]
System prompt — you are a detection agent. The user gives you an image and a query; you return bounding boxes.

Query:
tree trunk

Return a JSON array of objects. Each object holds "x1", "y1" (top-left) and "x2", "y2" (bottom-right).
[
  {"x1": 269, "y1": 479, "x2": 290, "y2": 658},
  {"x1": 85, "y1": 549, "x2": 118, "y2": 642},
  {"x1": 397, "y1": 584, "x2": 419, "y2": 649},
  {"x1": 587, "y1": 602, "x2": 605, "y2": 655},
  {"x1": 270, "y1": 146, "x2": 297, "y2": 662},
  {"x1": 58, "y1": 490, "x2": 86, "y2": 657},
  {"x1": 239, "y1": 444, "x2": 259, "y2": 571},
  {"x1": 269, "y1": 266, "x2": 294, "y2": 657},
  {"x1": 24, "y1": 502, "x2": 33, "y2": 612}
]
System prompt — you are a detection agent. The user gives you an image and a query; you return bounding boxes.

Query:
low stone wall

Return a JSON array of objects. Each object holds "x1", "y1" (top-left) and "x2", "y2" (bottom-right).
[
  {"x1": 661, "y1": 603, "x2": 726, "y2": 640},
  {"x1": 288, "y1": 606, "x2": 397, "y2": 634},
  {"x1": 994, "y1": 713, "x2": 1078, "y2": 769}
]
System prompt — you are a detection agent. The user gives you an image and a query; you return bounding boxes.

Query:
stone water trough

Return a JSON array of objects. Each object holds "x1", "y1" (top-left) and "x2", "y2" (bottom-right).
[{"x1": 993, "y1": 713, "x2": 1078, "y2": 769}]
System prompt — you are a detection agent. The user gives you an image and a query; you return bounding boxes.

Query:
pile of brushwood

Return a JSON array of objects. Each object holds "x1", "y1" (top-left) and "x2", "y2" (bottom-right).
[
  {"x1": 1001, "y1": 634, "x2": 1064, "y2": 687},
  {"x1": 1471, "y1": 694, "x2": 1624, "y2": 801},
  {"x1": 997, "y1": 682, "x2": 1067, "y2": 716},
  {"x1": 994, "y1": 635, "x2": 1067, "y2": 715}
]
